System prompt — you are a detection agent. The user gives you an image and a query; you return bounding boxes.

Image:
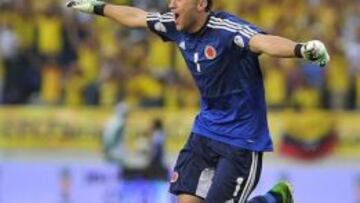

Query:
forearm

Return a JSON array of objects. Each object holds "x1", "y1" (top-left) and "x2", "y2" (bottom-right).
[
  {"x1": 103, "y1": 4, "x2": 148, "y2": 28},
  {"x1": 249, "y1": 34, "x2": 330, "y2": 67},
  {"x1": 250, "y1": 34, "x2": 298, "y2": 58}
]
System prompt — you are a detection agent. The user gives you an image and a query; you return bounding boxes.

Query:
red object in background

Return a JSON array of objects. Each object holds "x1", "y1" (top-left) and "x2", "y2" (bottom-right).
[{"x1": 280, "y1": 131, "x2": 338, "y2": 160}]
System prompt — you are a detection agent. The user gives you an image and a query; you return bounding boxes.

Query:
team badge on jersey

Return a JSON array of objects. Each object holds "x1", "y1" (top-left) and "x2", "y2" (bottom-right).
[
  {"x1": 171, "y1": 171, "x2": 179, "y2": 183},
  {"x1": 204, "y1": 45, "x2": 217, "y2": 60},
  {"x1": 234, "y1": 35, "x2": 245, "y2": 48}
]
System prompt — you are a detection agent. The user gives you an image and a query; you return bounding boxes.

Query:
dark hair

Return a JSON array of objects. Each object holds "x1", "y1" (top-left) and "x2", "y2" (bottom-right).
[{"x1": 206, "y1": 0, "x2": 213, "y2": 12}]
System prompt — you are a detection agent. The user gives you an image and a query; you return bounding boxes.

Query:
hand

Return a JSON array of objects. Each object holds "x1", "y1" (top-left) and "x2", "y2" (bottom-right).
[
  {"x1": 66, "y1": 0, "x2": 105, "y2": 14},
  {"x1": 301, "y1": 40, "x2": 330, "y2": 67}
]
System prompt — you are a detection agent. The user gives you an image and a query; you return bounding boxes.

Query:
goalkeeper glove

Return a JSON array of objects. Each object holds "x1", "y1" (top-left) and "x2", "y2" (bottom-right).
[
  {"x1": 295, "y1": 40, "x2": 330, "y2": 67},
  {"x1": 66, "y1": 0, "x2": 106, "y2": 16}
]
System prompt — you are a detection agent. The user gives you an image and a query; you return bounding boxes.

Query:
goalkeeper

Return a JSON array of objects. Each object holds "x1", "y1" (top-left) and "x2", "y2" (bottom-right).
[{"x1": 67, "y1": 0, "x2": 329, "y2": 203}]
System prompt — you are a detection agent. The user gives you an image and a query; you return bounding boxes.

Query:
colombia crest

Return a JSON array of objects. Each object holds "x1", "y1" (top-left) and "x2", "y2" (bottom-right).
[
  {"x1": 170, "y1": 171, "x2": 179, "y2": 183},
  {"x1": 204, "y1": 45, "x2": 217, "y2": 60}
]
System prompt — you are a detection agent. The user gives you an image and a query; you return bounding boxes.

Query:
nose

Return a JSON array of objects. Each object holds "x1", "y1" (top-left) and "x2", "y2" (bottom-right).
[{"x1": 168, "y1": 0, "x2": 175, "y2": 10}]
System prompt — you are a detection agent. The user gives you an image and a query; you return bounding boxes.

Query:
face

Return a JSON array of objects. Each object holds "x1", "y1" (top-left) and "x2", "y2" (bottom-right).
[{"x1": 169, "y1": 0, "x2": 205, "y2": 32}]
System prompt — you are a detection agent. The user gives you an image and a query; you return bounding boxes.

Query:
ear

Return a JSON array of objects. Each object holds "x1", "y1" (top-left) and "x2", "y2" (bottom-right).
[{"x1": 196, "y1": 0, "x2": 208, "y2": 12}]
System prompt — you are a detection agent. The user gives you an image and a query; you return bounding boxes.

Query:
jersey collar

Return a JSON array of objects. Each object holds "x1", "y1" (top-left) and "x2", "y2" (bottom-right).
[{"x1": 188, "y1": 11, "x2": 214, "y2": 37}]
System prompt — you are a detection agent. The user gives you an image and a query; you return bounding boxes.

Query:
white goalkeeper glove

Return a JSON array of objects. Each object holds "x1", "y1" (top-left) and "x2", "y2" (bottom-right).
[
  {"x1": 295, "y1": 40, "x2": 330, "y2": 67},
  {"x1": 66, "y1": 0, "x2": 106, "y2": 16}
]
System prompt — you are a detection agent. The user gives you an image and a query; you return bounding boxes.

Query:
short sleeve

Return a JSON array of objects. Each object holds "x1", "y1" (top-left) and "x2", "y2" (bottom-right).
[
  {"x1": 147, "y1": 12, "x2": 179, "y2": 42},
  {"x1": 207, "y1": 15, "x2": 265, "y2": 49},
  {"x1": 233, "y1": 23, "x2": 266, "y2": 49}
]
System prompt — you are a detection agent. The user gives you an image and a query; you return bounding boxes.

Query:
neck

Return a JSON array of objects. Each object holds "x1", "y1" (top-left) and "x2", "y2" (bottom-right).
[{"x1": 189, "y1": 12, "x2": 210, "y2": 34}]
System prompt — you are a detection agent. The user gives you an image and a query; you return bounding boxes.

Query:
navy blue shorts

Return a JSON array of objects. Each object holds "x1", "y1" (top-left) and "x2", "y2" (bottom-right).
[{"x1": 169, "y1": 133, "x2": 263, "y2": 203}]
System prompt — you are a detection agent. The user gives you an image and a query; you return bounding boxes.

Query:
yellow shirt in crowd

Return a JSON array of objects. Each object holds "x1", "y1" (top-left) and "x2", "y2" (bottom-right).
[
  {"x1": 78, "y1": 42, "x2": 100, "y2": 84},
  {"x1": 148, "y1": 35, "x2": 171, "y2": 71}
]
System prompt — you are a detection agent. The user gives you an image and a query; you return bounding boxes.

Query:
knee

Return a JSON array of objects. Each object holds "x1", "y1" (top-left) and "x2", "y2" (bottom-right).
[{"x1": 177, "y1": 194, "x2": 204, "y2": 203}]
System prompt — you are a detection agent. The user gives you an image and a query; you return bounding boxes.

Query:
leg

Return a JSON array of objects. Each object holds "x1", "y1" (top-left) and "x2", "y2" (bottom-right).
[
  {"x1": 205, "y1": 151, "x2": 263, "y2": 203},
  {"x1": 169, "y1": 134, "x2": 218, "y2": 202},
  {"x1": 204, "y1": 150, "x2": 292, "y2": 203},
  {"x1": 177, "y1": 194, "x2": 203, "y2": 203},
  {"x1": 248, "y1": 181, "x2": 294, "y2": 203}
]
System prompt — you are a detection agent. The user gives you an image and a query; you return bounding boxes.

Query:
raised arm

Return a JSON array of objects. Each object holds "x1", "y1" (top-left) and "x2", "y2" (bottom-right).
[
  {"x1": 249, "y1": 34, "x2": 330, "y2": 67},
  {"x1": 66, "y1": 0, "x2": 147, "y2": 28}
]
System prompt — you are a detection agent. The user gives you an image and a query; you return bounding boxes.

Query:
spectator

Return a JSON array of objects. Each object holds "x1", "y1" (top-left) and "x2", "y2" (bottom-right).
[
  {"x1": 145, "y1": 118, "x2": 168, "y2": 180},
  {"x1": 0, "y1": 0, "x2": 359, "y2": 110}
]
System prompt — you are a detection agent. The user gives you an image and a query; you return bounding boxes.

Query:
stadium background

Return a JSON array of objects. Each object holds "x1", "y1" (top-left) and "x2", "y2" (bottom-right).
[{"x1": 0, "y1": 0, "x2": 360, "y2": 202}]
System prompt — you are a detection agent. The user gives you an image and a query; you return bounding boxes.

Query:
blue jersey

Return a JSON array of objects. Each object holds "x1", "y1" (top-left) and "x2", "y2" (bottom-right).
[{"x1": 147, "y1": 11, "x2": 273, "y2": 152}]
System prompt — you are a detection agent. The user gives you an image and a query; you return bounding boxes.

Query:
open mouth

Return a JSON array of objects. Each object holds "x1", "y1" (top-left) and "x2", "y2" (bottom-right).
[{"x1": 174, "y1": 13, "x2": 180, "y2": 21}]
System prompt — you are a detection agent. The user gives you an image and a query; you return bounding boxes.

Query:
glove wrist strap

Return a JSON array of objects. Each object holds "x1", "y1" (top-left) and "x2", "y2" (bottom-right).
[
  {"x1": 294, "y1": 44, "x2": 303, "y2": 58},
  {"x1": 94, "y1": 4, "x2": 106, "y2": 16}
]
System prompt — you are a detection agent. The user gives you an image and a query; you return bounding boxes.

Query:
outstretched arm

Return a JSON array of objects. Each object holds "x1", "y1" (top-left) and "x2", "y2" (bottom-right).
[
  {"x1": 249, "y1": 34, "x2": 330, "y2": 67},
  {"x1": 67, "y1": 0, "x2": 147, "y2": 28}
]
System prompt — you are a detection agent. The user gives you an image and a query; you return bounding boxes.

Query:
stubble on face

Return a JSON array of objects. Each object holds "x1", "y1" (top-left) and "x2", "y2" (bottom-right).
[{"x1": 174, "y1": 0, "x2": 199, "y2": 32}]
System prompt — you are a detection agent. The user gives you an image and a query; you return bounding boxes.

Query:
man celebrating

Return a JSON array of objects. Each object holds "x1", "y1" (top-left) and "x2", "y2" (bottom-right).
[{"x1": 67, "y1": 0, "x2": 329, "y2": 202}]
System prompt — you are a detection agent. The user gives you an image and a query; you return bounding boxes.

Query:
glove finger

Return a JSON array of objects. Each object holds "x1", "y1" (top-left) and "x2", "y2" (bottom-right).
[
  {"x1": 318, "y1": 57, "x2": 328, "y2": 67},
  {"x1": 66, "y1": 1, "x2": 76, "y2": 7},
  {"x1": 312, "y1": 43, "x2": 323, "y2": 58},
  {"x1": 307, "y1": 51, "x2": 318, "y2": 60},
  {"x1": 320, "y1": 50, "x2": 330, "y2": 66},
  {"x1": 305, "y1": 42, "x2": 316, "y2": 52},
  {"x1": 312, "y1": 49, "x2": 319, "y2": 59},
  {"x1": 304, "y1": 43, "x2": 318, "y2": 60},
  {"x1": 326, "y1": 52, "x2": 330, "y2": 61}
]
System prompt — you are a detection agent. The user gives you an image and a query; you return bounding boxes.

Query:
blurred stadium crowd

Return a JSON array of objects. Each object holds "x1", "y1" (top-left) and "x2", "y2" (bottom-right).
[{"x1": 0, "y1": 0, "x2": 359, "y2": 110}]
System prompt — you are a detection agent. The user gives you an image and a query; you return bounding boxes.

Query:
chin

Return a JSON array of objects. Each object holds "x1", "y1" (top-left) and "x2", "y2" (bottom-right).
[{"x1": 175, "y1": 25, "x2": 184, "y2": 32}]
